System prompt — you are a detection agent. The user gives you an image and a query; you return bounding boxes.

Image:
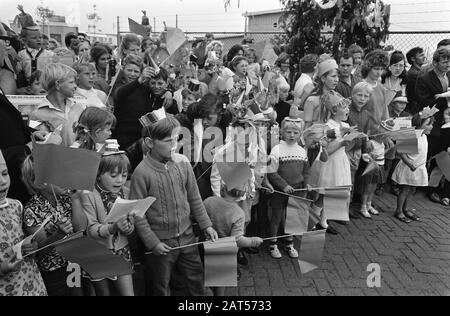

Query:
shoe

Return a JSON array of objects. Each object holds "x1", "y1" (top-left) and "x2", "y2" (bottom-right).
[
  {"x1": 360, "y1": 208, "x2": 372, "y2": 219},
  {"x1": 243, "y1": 247, "x2": 259, "y2": 254},
  {"x1": 404, "y1": 210, "x2": 420, "y2": 221},
  {"x1": 441, "y1": 198, "x2": 450, "y2": 207},
  {"x1": 315, "y1": 223, "x2": 338, "y2": 235},
  {"x1": 330, "y1": 220, "x2": 348, "y2": 226},
  {"x1": 390, "y1": 186, "x2": 400, "y2": 196},
  {"x1": 285, "y1": 245, "x2": 299, "y2": 259},
  {"x1": 325, "y1": 225, "x2": 338, "y2": 235},
  {"x1": 375, "y1": 186, "x2": 383, "y2": 196},
  {"x1": 269, "y1": 245, "x2": 282, "y2": 259},
  {"x1": 237, "y1": 250, "x2": 248, "y2": 266},
  {"x1": 429, "y1": 192, "x2": 441, "y2": 204},
  {"x1": 395, "y1": 214, "x2": 411, "y2": 224},
  {"x1": 368, "y1": 206, "x2": 380, "y2": 215}
]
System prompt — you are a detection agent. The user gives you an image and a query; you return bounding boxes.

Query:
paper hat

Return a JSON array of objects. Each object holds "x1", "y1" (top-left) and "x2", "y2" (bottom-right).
[
  {"x1": 323, "y1": 91, "x2": 351, "y2": 111},
  {"x1": 419, "y1": 105, "x2": 440, "y2": 120},
  {"x1": 318, "y1": 58, "x2": 338, "y2": 77},
  {"x1": 188, "y1": 79, "x2": 201, "y2": 92},
  {"x1": 101, "y1": 139, "x2": 125, "y2": 156},
  {"x1": 380, "y1": 119, "x2": 395, "y2": 132},
  {"x1": 0, "y1": 150, "x2": 5, "y2": 165},
  {"x1": 139, "y1": 108, "x2": 167, "y2": 128},
  {"x1": 392, "y1": 91, "x2": 408, "y2": 104}
]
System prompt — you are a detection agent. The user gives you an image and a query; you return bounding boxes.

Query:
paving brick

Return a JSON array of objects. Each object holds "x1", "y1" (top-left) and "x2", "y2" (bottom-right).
[
  {"x1": 239, "y1": 286, "x2": 256, "y2": 296},
  {"x1": 231, "y1": 192, "x2": 449, "y2": 296},
  {"x1": 334, "y1": 288, "x2": 365, "y2": 296}
]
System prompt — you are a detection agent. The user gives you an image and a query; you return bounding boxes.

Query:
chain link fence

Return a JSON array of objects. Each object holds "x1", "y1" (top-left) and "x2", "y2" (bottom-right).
[{"x1": 117, "y1": 18, "x2": 450, "y2": 61}]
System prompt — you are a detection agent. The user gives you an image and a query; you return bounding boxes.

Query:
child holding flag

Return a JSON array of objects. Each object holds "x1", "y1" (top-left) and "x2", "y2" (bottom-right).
[
  {"x1": 22, "y1": 155, "x2": 81, "y2": 296},
  {"x1": 130, "y1": 111, "x2": 217, "y2": 296},
  {"x1": 0, "y1": 150, "x2": 47, "y2": 296},
  {"x1": 267, "y1": 118, "x2": 310, "y2": 259},
  {"x1": 391, "y1": 109, "x2": 437, "y2": 223},
  {"x1": 78, "y1": 142, "x2": 136, "y2": 296}
]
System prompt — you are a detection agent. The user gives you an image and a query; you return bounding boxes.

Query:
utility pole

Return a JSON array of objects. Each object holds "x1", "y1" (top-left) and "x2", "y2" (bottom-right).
[
  {"x1": 117, "y1": 16, "x2": 120, "y2": 46},
  {"x1": 176, "y1": 14, "x2": 178, "y2": 28},
  {"x1": 244, "y1": 11, "x2": 248, "y2": 36},
  {"x1": 153, "y1": 17, "x2": 156, "y2": 33}
]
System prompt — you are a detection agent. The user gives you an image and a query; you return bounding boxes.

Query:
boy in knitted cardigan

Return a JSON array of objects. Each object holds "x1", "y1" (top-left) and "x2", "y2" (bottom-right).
[
  {"x1": 267, "y1": 118, "x2": 310, "y2": 259},
  {"x1": 130, "y1": 115, "x2": 218, "y2": 296}
]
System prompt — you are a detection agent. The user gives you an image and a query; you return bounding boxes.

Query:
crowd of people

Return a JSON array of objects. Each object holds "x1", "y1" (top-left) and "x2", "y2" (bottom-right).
[{"x1": 1, "y1": 17, "x2": 450, "y2": 296}]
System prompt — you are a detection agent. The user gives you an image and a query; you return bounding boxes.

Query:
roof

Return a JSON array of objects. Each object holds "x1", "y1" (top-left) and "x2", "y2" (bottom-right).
[{"x1": 243, "y1": 9, "x2": 283, "y2": 17}]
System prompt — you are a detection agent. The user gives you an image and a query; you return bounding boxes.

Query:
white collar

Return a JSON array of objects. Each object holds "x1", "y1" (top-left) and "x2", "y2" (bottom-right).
[
  {"x1": 442, "y1": 122, "x2": 450, "y2": 129},
  {"x1": 37, "y1": 96, "x2": 74, "y2": 112}
]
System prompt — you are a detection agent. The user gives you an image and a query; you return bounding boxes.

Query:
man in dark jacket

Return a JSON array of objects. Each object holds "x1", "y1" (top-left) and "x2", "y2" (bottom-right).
[
  {"x1": 415, "y1": 47, "x2": 450, "y2": 203},
  {"x1": 405, "y1": 47, "x2": 426, "y2": 114}
]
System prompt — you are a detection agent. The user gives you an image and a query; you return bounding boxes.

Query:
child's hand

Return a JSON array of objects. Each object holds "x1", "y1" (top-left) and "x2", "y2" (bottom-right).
[
  {"x1": 116, "y1": 216, "x2": 134, "y2": 235},
  {"x1": 407, "y1": 160, "x2": 417, "y2": 172},
  {"x1": 57, "y1": 217, "x2": 73, "y2": 235},
  {"x1": 264, "y1": 182, "x2": 275, "y2": 194},
  {"x1": 205, "y1": 227, "x2": 218, "y2": 242},
  {"x1": 32, "y1": 130, "x2": 49, "y2": 142},
  {"x1": 284, "y1": 185, "x2": 295, "y2": 194},
  {"x1": 0, "y1": 253, "x2": 21, "y2": 275},
  {"x1": 21, "y1": 241, "x2": 38, "y2": 256},
  {"x1": 152, "y1": 242, "x2": 172, "y2": 256},
  {"x1": 362, "y1": 154, "x2": 371, "y2": 163},
  {"x1": 138, "y1": 67, "x2": 156, "y2": 84},
  {"x1": 162, "y1": 91, "x2": 173, "y2": 109},
  {"x1": 251, "y1": 237, "x2": 264, "y2": 248}
]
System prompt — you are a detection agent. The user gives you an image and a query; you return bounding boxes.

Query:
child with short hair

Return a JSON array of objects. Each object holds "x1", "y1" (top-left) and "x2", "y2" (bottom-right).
[
  {"x1": 17, "y1": 27, "x2": 54, "y2": 88},
  {"x1": 72, "y1": 107, "x2": 116, "y2": 151},
  {"x1": 78, "y1": 147, "x2": 135, "y2": 296},
  {"x1": 181, "y1": 88, "x2": 200, "y2": 113},
  {"x1": 204, "y1": 182, "x2": 263, "y2": 296},
  {"x1": 18, "y1": 70, "x2": 46, "y2": 95},
  {"x1": 391, "y1": 111, "x2": 436, "y2": 223},
  {"x1": 0, "y1": 151, "x2": 47, "y2": 296},
  {"x1": 130, "y1": 114, "x2": 217, "y2": 296},
  {"x1": 267, "y1": 118, "x2": 310, "y2": 259},
  {"x1": 148, "y1": 68, "x2": 179, "y2": 115},
  {"x1": 359, "y1": 130, "x2": 385, "y2": 218},
  {"x1": 22, "y1": 155, "x2": 84, "y2": 296},
  {"x1": 29, "y1": 63, "x2": 85, "y2": 147},
  {"x1": 73, "y1": 63, "x2": 108, "y2": 109}
]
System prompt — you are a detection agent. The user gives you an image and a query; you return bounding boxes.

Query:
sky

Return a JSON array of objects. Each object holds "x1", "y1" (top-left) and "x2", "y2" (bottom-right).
[{"x1": 1, "y1": 0, "x2": 450, "y2": 34}]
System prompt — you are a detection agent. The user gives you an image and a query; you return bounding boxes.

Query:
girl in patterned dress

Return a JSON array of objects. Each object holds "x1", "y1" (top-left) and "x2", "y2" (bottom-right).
[
  {"x1": 78, "y1": 148, "x2": 135, "y2": 296},
  {"x1": 21, "y1": 155, "x2": 85, "y2": 296},
  {"x1": 0, "y1": 151, "x2": 47, "y2": 296}
]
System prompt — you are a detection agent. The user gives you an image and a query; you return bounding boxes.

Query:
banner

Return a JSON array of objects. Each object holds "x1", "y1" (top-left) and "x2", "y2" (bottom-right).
[
  {"x1": 204, "y1": 237, "x2": 239, "y2": 287},
  {"x1": 285, "y1": 197, "x2": 310, "y2": 235},
  {"x1": 298, "y1": 230, "x2": 326, "y2": 274},
  {"x1": 128, "y1": 18, "x2": 150, "y2": 38},
  {"x1": 323, "y1": 187, "x2": 351, "y2": 222},
  {"x1": 55, "y1": 235, "x2": 133, "y2": 279},
  {"x1": 33, "y1": 143, "x2": 101, "y2": 191}
]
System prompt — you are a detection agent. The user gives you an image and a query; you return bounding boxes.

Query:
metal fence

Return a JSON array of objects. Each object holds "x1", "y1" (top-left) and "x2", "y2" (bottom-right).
[{"x1": 117, "y1": 18, "x2": 450, "y2": 60}]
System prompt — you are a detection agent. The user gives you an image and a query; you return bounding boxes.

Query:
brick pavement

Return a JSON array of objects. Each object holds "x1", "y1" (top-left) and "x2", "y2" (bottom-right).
[{"x1": 229, "y1": 190, "x2": 450, "y2": 296}]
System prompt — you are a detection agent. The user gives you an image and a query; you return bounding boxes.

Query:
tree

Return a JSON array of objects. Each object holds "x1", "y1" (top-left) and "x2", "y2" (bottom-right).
[
  {"x1": 35, "y1": 5, "x2": 54, "y2": 26},
  {"x1": 280, "y1": 0, "x2": 390, "y2": 64}
]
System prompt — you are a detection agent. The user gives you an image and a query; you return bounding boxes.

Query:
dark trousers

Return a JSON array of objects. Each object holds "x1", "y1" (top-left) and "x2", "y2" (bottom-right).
[
  {"x1": 40, "y1": 266, "x2": 81, "y2": 296},
  {"x1": 143, "y1": 229, "x2": 206, "y2": 296}
]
